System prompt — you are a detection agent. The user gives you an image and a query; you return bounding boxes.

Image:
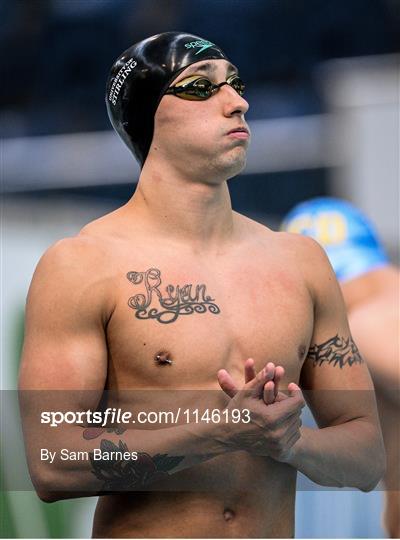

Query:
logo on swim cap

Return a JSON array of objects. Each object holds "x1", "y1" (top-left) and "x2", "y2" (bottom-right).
[
  {"x1": 108, "y1": 58, "x2": 137, "y2": 106},
  {"x1": 184, "y1": 40, "x2": 214, "y2": 55}
]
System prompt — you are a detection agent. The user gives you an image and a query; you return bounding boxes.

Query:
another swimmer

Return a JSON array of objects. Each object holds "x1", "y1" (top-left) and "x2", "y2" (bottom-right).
[
  {"x1": 20, "y1": 33, "x2": 384, "y2": 538},
  {"x1": 282, "y1": 196, "x2": 399, "y2": 538}
]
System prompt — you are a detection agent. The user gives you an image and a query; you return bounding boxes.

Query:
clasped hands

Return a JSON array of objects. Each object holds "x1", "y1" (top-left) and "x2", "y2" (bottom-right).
[{"x1": 217, "y1": 359, "x2": 305, "y2": 463}]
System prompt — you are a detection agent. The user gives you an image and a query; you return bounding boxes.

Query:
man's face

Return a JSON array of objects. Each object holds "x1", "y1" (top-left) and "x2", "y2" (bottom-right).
[{"x1": 151, "y1": 59, "x2": 250, "y2": 182}]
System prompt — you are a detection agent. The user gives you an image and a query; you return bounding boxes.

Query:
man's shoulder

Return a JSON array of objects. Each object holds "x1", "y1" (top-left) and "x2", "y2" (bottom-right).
[
  {"x1": 275, "y1": 230, "x2": 327, "y2": 259},
  {"x1": 40, "y1": 205, "x2": 129, "y2": 268},
  {"x1": 32, "y1": 234, "x2": 112, "y2": 296},
  {"x1": 272, "y1": 231, "x2": 331, "y2": 280},
  {"x1": 235, "y1": 212, "x2": 324, "y2": 258},
  {"x1": 39, "y1": 234, "x2": 106, "y2": 269},
  {"x1": 243, "y1": 218, "x2": 334, "y2": 290},
  {"x1": 28, "y1": 234, "x2": 114, "y2": 318}
]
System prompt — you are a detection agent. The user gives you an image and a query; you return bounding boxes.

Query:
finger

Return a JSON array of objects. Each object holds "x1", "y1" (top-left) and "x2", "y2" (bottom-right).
[
  {"x1": 246, "y1": 365, "x2": 268, "y2": 395},
  {"x1": 217, "y1": 369, "x2": 238, "y2": 398},
  {"x1": 244, "y1": 358, "x2": 256, "y2": 383},
  {"x1": 265, "y1": 362, "x2": 275, "y2": 382},
  {"x1": 273, "y1": 366, "x2": 285, "y2": 399},
  {"x1": 263, "y1": 380, "x2": 275, "y2": 405},
  {"x1": 247, "y1": 363, "x2": 276, "y2": 397},
  {"x1": 288, "y1": 383, "x2": 306, "y2": 408}
]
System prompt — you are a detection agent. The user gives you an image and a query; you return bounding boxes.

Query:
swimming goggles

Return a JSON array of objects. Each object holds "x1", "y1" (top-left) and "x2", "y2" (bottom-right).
[{"x1": 165, "y1": 74, "x2": 245, "y2": 101}]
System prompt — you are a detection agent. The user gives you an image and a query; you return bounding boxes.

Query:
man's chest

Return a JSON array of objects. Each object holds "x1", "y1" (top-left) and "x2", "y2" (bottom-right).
[{"x1": 105, "y1": 255, "x2": 314, "y2": 388}]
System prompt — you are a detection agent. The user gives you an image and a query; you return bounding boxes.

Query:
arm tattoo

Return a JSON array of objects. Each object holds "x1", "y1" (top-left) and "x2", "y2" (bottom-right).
[
  {"x1": 307, "y1": 334, "x2": 364, "y2": 368},
  {"x1": 83, "y1": 426, "x2": 126, "y2": 440},
  {"x1": 126, "y1": 267, "x2": 220, "y2": 324},
  {"x1": 90, "y1": 439, "x2": 184, "y2": 490}
]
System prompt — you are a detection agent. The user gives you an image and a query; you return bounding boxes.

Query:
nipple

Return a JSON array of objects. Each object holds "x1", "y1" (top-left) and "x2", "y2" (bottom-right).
[
  {"x1": 154, "y1": 351, "x2": 173, "y2": 365},
  {"x1": 223, "y1": 508, "x2": 235, "y2": 522}
]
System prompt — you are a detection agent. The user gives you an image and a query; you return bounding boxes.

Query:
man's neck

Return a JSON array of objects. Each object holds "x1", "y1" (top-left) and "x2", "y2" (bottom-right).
[{"x1": 126, "y1": 161, "x2": 236, "y2": 251}]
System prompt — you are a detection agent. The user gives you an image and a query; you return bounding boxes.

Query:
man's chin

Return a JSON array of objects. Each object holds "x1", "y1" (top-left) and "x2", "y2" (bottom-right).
[
  {"x1": 196, "y1": 146, "x2": 248, "y2": 182},
  {"x1": 222, "y1": 150, "x2": 247, "y2": 179}
]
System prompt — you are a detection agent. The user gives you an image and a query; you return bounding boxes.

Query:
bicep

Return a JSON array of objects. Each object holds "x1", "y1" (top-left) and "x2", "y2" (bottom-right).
[{"x1": 299, "y1": 241, "x2": 377, "y2": 428}]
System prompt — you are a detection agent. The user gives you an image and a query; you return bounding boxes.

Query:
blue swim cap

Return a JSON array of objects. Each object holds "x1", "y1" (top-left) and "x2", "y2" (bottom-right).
[{"x1": 281, "y1": 197, "x2": 389, "y2": 282}]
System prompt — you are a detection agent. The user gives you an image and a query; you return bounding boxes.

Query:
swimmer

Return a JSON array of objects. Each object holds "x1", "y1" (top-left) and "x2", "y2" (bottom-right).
[
  {"x1": 282, "y1": 196, "x2": 399, "y2": 537},
  {"x1": 19, "y1": 33, "x2": 384, "y2": 538}
]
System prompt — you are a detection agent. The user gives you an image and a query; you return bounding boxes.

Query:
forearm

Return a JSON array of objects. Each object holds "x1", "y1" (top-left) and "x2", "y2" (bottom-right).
[
  {"x1": 28, "y1": 421, "x2": 231, "y2": 501},
  {"x1": 286, "y1": 420, "x2": 386, "y2": 491}
]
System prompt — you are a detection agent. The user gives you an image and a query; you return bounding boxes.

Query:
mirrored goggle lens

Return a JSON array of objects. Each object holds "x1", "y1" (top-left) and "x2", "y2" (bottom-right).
[
  {"x1": 227, "y1": 75, "x2": 245, "y2": 96},
  {"x1": 176, "y1": 77, "x2": 213, "y2": 100}
]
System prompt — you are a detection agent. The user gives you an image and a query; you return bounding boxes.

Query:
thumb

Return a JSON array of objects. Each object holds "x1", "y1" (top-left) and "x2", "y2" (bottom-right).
[
  {"x1": 218, "y1": 369, "x2": 238, "y2": 398},
  {"x1": 288, "y1": 383, "x2": 305, "y2": 407}
]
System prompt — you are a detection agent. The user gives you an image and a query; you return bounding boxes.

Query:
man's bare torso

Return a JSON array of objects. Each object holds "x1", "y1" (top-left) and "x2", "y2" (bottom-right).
[{"x1": 79, "y1": 207, "x2": 314, "y2": 538}]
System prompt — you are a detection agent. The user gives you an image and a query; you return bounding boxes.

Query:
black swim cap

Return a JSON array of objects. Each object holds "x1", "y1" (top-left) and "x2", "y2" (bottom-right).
[{"x1": 106, "y1": 32, "x2": 229, "y2": 166}]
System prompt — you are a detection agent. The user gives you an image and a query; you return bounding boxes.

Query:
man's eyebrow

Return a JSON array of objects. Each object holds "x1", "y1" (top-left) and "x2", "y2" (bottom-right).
[{"x1": 183, "y1": 62, "x2": 238, "y2": 77}]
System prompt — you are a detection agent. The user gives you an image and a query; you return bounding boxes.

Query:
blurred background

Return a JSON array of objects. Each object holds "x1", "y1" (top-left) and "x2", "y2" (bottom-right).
[{"x1": 1, "y1": 0, "x2": 399, "y2": 537}]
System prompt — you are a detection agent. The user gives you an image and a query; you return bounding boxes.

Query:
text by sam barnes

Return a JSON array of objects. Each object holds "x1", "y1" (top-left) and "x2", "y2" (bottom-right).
[{"x1": 41, "y1": 448, "x2": 138, "y2": 463}]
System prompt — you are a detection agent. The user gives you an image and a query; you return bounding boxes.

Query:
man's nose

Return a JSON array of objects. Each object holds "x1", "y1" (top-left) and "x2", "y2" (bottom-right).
[{"x1": 219, "y1": 84, "x2": 249, "y2": 116}]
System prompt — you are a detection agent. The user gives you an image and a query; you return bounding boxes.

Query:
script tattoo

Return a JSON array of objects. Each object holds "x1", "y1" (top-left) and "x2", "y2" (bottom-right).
[
  {"x1": 90, "y1": 439, "x2": 184, "y2": 490},
  {"x1": 307, "y1": 334, "x2": 364, "y2": 368},
  {"x1": 126, "y1": 267, "x2": 220, "y2": 324}
]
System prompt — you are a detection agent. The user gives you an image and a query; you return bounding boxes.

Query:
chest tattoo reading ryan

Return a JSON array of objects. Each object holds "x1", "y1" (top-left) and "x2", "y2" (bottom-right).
[{"x1": 126, "y1": 267, "x2": 220, "y2": 324}]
